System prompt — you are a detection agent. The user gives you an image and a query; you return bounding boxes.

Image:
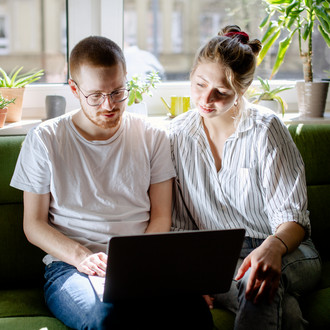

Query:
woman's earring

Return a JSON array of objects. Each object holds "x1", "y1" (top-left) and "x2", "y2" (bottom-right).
[{"x1": 234, "y1": 100, "x2": 238, "y2": 106}]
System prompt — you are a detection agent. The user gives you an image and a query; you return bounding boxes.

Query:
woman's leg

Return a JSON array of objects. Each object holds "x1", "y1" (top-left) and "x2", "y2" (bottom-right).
[{"x1": 214, "y1": 238, "x2": 321, "y2": 330}]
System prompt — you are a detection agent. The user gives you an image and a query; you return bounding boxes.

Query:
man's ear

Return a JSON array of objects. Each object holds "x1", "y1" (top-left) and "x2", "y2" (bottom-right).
[{"x1": 68, "y1": 79, "x2": 79, "y2": 98}]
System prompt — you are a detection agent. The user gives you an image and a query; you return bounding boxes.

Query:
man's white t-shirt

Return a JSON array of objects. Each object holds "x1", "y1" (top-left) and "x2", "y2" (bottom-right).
[{"x1": 10, "y1": 110, "x2": 175, "y2": 264}]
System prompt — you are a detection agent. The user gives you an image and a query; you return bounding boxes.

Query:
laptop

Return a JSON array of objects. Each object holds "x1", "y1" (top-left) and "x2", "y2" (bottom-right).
[{"x1": 89, "y1": 229, "x2": 245, "y2": 302}]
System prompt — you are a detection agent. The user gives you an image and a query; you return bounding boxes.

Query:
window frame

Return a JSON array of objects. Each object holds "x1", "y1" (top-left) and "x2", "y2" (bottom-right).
[{"x1": 20, "y1": 0, "x2": 329, "y2": 119}]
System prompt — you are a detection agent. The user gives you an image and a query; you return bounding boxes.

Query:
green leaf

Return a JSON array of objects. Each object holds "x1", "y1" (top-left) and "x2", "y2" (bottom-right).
[
  {"x1": 257, "y1": 29, "x2": 281, "y2": 66},
  {"x1": 260, "y1": 21, "x2": 279, "y2": 43},
  {"x1": 318, "y1": 24, "x2": 330, "y2": 47},
  {"x1": 305, "y1": 0, "x2": 312, "y2": 8},
  {"x1": 0, "y1": 94, "x2": 16, "y2": 109},
  {"x1": 270, "y1": 32, "x2": 295, "y2": 78},
  {"x1": 258, "y1": 76, "x2": 270, "y2": 91},
  {"x1": 0, "y1": 67, "x2": 12, "y2": 86},
  {"x1": 135, "y1": 91, "x2": 143, "y2": 103},
  {"x1": 0, "y1": 67, "x2": 43, "y2": 87},
  {"x1": 266, "y1": 0, "x2": 293, "y2": 4},
  {"x1": 9, "y1": 66, "x2": 24, "y2": 86},
  {"x1": 260, "y1": 13, "x2": 271, "y2": 28},
  {"x1": 315, "y1": 6, "x2": 330, "y2": 34},
  {"x1": 302, "y1": 22, "x2": 313, "y2": 41},
  {"x1": 127, "y1": 91, "x2": 136, "y2": 106},
  {"x1": 286, "y1": 1, "x2": 299, "y2": 16},
  {"x1": 273, "y1": 95, "x2": 286, "y2": 116}
]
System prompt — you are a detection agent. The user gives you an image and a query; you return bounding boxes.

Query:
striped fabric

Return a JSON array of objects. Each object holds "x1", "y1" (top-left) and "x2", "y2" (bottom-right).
[{"x1": 169, "y1": 104, "x2": 311, "y2": 239}]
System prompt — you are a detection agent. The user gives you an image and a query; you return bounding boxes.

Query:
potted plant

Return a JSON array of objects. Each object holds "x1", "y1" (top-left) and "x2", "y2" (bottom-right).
[
  {"x1": 0, "y1": 66, "x2": 44, "y2": 122},
  {"x1": 126, "y1": 71, "x2": 161, "y2": 115},
  {"x1": 0, "y1": 93, "x2": 15, "y2": 128},
  {"x1": 257, "y1": 0, "x2": 330, "y2": 118},
  {"x1": 247, "y1": 77, "x2": 293, "y2": 116}
]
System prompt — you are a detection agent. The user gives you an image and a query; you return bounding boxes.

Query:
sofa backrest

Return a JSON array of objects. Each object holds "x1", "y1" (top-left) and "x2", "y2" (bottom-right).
[
  {"x1": 288, "y1": 124, "x2": 330, "y2": 261},
  {"x1": 0, "y1": 135, "x2": 45, "y2": 289},
  {"x1": 0, "y1": 123, "x2": 329, "y2": 289}
]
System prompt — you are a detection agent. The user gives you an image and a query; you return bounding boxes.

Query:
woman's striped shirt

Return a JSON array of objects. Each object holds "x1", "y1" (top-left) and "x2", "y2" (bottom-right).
[{"x1": 169, "y1": 104, "x2": 311, "y2": 239}]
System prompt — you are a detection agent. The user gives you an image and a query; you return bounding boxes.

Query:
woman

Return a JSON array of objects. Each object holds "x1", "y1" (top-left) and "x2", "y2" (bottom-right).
[{"x1": 169, "y1": 25, "x2": 321, "y2": 330}]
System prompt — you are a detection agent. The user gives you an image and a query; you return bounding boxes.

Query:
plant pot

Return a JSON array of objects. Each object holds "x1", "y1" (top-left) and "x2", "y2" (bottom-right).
[
  {"x1": 0, "y1": 87, "x2": 25, "y2": 122},
  {"x1": 258, "y1": 100, "x2": 280, "y2": 114},
  {"x1": 0, "y1": 107, "x2": 8, "y2": 128},
  {"x1": 126, "y1": 102, "x2": 148, "y2": 116},
  {"x1": 296, "y1": 81, "x2": 329, "y2": 118}
]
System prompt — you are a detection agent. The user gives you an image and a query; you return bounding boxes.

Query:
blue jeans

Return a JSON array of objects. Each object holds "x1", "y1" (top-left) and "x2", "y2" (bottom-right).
[
  {"x1": 44, "y1": 261, "x2": 213, "y2": 330},
  {"x1": 214, "y1": 237, "x2": 321, "y2": 330}
]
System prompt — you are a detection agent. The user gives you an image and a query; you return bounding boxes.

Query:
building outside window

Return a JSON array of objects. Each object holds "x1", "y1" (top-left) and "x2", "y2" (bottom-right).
[
  {"x1": 0, "y1": 0, "x2": 67, "y2": 84},
  {"x1": 123, "y1": 0, "x2": 329, "y2": 81},
  {"x1": 1, "y1": 0, "x2": 329, "y2": 85}
]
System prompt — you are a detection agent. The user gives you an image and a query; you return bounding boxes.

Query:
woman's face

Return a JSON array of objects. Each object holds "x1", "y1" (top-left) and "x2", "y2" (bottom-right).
[{"x1": 191, "y1": 61, "x2": 237, "y2": 119}]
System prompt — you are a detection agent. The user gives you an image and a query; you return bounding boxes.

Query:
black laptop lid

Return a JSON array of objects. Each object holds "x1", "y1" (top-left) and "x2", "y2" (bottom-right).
[{"x1": 104, "y1": 229, "x2": 245, "y2": 302}]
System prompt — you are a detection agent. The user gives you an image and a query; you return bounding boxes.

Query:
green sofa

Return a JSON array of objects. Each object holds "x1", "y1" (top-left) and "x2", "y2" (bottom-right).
[{"x1": 0, "y1": 124, "x2": 329, "y2": 330}]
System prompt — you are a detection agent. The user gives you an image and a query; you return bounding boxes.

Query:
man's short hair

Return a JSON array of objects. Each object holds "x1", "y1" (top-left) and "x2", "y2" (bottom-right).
[{"x1": 70, "y1": 36, "x2": 126, "y2": 81}]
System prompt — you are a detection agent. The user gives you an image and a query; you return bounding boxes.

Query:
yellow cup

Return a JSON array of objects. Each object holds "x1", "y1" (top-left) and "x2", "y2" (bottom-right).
[{"x1": 169, "y1": 96, "x2": 190, "y2": 117}]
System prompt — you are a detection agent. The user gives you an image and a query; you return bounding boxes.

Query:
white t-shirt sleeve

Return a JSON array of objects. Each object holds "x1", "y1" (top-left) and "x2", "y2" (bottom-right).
[
  {"x1": 10, "y1": 128, "x2": 51, "y2": 194},
  {"x1": 148, "y1": 128, "x2": 175, "y2": 185}
]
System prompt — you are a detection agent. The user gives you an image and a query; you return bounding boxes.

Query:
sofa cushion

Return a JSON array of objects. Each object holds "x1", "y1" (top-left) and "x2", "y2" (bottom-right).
[
  {"x1": 288, "y1": 125, "x2": 330, "y2": 261},
  {"x1": 211, "y1": 308, "x2": 235, "y2": 330},
  {"x1": 288, "y1": 124, "x2": 330, "y2": 186},
  {"x1": 0, "y1": 316, "x2": 68, "y2": 330},
  {"x1": 0, "y1": 135, "x2": 25, "y2": 204},
  {"x1": 306, "y1": 185, "x2": 330, "y2": 261},
  {"x1": 0, "y1": 288, "x2": 50, "y2": 318},
  {"x1": 300, "y1": 287, "x2": 330, "y2": 330},
  {"x1": 0, "y1": 203, "x2": 45, "y2": 288}
]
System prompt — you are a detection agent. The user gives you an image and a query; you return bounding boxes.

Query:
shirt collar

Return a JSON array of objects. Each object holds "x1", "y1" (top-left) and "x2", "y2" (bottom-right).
[{"x1": 235, "y1": 98, "x2": 255, "y2": 135}]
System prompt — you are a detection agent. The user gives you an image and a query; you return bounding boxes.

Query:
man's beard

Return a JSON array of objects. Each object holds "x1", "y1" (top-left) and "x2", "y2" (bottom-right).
[{"x1": 81, "y1": 104, "x2": 122, "y2": 130}]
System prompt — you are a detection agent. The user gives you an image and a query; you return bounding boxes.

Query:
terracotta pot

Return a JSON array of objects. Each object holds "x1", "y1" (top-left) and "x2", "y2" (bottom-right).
[
  {"x1": 296, "y1": 81, "x2": 329, "y2": 118},
  {"x1": 0, "y1": 87, "x2": 25, "y2": 122},
  {"x1": 0, "y1": 107, "x2": 8, "y2": 128}
]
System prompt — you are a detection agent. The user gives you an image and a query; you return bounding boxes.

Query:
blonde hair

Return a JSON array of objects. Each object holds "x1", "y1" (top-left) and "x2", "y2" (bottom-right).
[{"x1": 191, "y1": 25, "x2": 262, "y2": 97}]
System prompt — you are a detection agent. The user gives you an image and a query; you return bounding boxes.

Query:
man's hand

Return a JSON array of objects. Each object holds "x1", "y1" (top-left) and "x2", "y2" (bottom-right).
[
  {"x1": 235, "y1": 237, "x2": 283, "y2": 304},
  {"x1": 77, "y1": 252, "x2": 108, "y2": 277}
]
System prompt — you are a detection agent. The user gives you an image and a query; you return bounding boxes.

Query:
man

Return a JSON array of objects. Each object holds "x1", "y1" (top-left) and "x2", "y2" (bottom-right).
[{"x1": 10, "y1": 36, "x2": 212, "y2": 329}]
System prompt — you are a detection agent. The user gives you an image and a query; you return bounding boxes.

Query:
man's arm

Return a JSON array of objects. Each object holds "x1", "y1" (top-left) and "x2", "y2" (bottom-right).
[
  {"x1": 145, "y1": 178, "x2": 173, "y2": 233},
  {"x1": 23, "y1": 191, "x2": 107, "y2": 276}
]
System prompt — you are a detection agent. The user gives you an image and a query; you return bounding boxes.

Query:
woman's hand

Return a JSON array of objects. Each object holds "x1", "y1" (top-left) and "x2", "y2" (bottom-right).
[
  {"x1": 203, "y1": 295, "x2": 215, "y2": 309},
  {"x1": 76, "y1": 252, "x2": 108, "y2": 277},
  {"x1": 235, "y1": 236, "x2": 284, "y2": 304}
]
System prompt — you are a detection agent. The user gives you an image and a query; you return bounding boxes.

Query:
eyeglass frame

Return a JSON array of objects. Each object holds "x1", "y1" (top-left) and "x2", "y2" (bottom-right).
[{"x1": 71, "y1": 80, "x2": 130, "y2": 106}]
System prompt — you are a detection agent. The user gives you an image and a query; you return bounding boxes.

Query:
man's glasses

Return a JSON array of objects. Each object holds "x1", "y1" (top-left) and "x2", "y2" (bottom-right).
[{"x1": 72, "y1": 80, "x2": 130, "y2": 106}]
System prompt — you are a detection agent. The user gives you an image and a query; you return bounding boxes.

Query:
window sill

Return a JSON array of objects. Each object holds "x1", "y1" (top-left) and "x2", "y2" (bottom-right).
[{"x1": 1, "y1": 112, "x2": 330, "y2": 136}]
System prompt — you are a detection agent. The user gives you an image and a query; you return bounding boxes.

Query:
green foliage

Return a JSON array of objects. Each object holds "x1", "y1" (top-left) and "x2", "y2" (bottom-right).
[
  {"x1": 127, "y1": 71, "x2": 161, "y2": 106},
  {"x1": 258, "y1": 0, "x2": 330, "y2": 82},
  {"x1": 0, "y1": 67, "x2": 44, "y2": 88},
  {"x1": 248, "y1": 76, "x2": 293, "y2": 116},
  {"x1": 0, "y1": 93, "x2": 15, "y2": 109}
]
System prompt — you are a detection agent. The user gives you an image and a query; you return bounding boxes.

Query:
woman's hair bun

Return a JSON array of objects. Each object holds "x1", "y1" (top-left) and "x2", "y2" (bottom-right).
[{"x1": 218, "y1": 25, "x2": 262, "y2": 56}]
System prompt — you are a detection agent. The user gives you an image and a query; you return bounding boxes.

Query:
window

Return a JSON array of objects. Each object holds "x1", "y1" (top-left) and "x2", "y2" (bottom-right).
[
  {"x1": 0, "y1": 0, "x2": 327, "y2": 119},
  {"x1": 2, "y1": 0, "x2": 328, "y2": 85},
  {"x1": 123, "y1": 0, "x2": 330, "y2": 81},
  {"x1": 0, "y1": 0, "x2": 67, "y2": 83}
]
